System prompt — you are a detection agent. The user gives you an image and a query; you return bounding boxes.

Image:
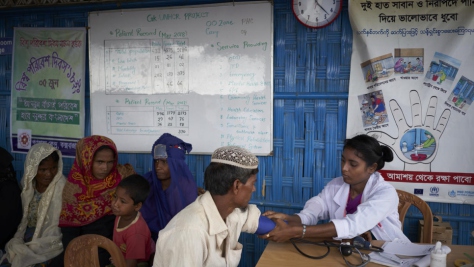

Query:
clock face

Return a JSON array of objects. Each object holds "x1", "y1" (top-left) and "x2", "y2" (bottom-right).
[{"x1": 292, "y1": 0, "x2": 343, "y2": 29}]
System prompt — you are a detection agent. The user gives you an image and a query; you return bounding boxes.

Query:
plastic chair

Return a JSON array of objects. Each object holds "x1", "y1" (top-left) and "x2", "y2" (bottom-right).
[
  {"x1": 64, "y1": 234, "x2": 126, "y2": 267},
  {"x1": 396, "y1": 189, "x2": 433, "y2": 243}
]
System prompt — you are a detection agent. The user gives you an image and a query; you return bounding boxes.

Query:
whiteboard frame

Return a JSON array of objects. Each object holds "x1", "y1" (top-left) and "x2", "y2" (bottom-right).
[{"x1": 88, "y1": 1, "x2": 274, "y2": 155}]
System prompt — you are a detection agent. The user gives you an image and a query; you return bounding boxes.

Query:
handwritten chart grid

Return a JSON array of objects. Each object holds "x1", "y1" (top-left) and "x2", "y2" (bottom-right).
[{"x1": 89, "y1": 2, "x2": 273, "y2": 154}]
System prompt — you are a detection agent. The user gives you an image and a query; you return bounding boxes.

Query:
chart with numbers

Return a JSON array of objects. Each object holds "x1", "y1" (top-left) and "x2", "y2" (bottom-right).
[
  {"x1": 104, "y1": 38, "x2": 189, "y2": 95},
  {"x1": 89, "y1": 2, "x2": 273, "y2": 154},
  {"x1": 106, "y1": 105, "x2": 189, "y2": 135}
]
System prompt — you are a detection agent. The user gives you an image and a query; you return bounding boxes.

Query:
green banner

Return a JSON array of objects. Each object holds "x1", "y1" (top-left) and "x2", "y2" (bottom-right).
[{"x1": 11, "y1": 27, "x2": 86, "y2": 156}]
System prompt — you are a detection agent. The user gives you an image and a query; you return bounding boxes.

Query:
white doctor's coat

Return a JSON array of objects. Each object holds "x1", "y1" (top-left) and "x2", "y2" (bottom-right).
[{"x1": 297, "y1": 172, "x2": 410, "y2": 241}]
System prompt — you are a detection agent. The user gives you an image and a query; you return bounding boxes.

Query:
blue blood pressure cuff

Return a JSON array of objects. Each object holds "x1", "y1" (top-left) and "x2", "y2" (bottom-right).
[{"x1": 255, "y1": 216, "x2": 276, "y2": 235}]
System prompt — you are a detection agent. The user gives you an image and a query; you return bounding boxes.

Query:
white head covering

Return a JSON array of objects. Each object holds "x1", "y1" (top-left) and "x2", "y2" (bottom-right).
[
  {"x1": 3, "y1": 143, "x2": 66, "y2": 266},
  {"x1": 210, "y1": 146, "x2": 258, "y2": 169}
]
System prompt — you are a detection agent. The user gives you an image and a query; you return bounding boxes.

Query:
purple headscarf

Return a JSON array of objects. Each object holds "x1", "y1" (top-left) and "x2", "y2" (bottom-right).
[{"x1": 141, "y1": 133, "x2": 198, "y2": 241}]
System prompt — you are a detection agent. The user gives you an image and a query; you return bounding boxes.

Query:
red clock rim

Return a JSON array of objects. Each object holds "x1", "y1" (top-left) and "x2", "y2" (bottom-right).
[{"x1": 291, "y1": 0, "x2": 343, "y2": 29}]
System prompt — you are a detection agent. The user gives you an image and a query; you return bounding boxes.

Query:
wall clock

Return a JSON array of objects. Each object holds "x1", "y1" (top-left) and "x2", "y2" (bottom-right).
[{"x1": 292, "y1": 0, "x2": 343, "y2": 29}]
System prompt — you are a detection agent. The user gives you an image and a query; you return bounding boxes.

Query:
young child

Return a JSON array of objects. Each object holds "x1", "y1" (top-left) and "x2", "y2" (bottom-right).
[{"x1": 111, "y1": 174, "x2": 155, "y2": 267}]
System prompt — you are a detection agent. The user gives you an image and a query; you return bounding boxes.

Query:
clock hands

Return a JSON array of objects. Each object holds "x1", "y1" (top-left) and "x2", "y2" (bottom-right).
[
  {"x1": 314, "y1": 0, "x2": 329, "y2": 15},
  {"x1": 293, "y1": 0, "x2": 342, "y2": 28}
]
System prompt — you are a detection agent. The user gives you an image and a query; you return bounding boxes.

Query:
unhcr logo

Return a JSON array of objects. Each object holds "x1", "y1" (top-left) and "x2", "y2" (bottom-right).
[{"x1": 429, "y1": 186, "x2": 439, "y2": 197}]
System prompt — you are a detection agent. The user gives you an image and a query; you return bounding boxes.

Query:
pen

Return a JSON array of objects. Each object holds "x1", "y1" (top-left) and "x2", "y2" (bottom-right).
[{"x1": 378, "y1": 252, "x2": 405, "y2": 265}]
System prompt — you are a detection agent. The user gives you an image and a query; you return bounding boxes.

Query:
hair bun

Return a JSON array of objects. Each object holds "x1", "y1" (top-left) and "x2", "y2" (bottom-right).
[{"x1": 381, "y1": 146, "x2": 393, "y2": 162}]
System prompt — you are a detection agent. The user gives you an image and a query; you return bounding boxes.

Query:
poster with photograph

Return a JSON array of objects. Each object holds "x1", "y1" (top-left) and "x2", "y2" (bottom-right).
[{"x1": 348, "y1": 0, "x2": 474, "y2": 204}]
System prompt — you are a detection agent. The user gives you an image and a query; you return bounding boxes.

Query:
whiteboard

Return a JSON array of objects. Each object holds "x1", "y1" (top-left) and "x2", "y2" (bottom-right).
[{"x1": 88, "y1": 2, "x2": 273, "y2": 154}]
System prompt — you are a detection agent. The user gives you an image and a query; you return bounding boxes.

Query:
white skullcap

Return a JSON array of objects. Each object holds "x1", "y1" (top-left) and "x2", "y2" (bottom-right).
[{"x1": 211, "y1": 146, "x2": 258, "y2": 169}]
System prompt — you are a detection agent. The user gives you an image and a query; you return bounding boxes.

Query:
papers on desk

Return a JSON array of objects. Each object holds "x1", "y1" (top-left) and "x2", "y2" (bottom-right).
[
  {"x1": 369, "y1": 239, "x2": 436, "y2": 267},
  {"x1": 370, "y1": 252, "x2": 432, "y2": 267}
]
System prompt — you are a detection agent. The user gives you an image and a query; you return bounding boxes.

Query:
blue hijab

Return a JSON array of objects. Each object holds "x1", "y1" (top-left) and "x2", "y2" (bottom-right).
[{"x1": 141, "y1": 133, "x2": 198, "y2": 241}]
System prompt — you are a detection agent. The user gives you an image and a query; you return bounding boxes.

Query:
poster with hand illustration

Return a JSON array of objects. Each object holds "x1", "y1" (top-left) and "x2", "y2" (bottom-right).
[{"x1": 348, "y1": 0, "x2": 474, "y2": 204}]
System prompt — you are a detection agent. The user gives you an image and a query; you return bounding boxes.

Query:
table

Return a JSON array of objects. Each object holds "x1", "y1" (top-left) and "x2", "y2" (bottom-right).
[{"x1": 256, "y1": 241, "x2": 474, "y2": 267}]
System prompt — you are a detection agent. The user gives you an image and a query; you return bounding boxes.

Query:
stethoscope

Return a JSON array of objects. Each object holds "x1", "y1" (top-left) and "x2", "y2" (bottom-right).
[{"x1": 289, "y1": 236, "x2": 384, "y2": 267}]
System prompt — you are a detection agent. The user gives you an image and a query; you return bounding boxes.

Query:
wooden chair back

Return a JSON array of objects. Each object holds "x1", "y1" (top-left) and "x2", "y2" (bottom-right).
[
  {"x1": 64, "y1": 234, "x2": 126, "y2": 267},
  {"x1": 396, "y1": 189, "x2": 433, "y2": 243}
]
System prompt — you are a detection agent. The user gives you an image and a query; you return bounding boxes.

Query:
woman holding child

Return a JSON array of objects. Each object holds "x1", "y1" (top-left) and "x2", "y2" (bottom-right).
[{"x1": 2, "y1": 143, "x2": 66, "y2": 267}]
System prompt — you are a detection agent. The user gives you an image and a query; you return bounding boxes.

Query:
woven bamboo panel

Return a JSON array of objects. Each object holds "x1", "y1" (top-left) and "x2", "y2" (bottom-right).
[{"x1": 0, "y1": 1, "x2": 472, "y2": 267}]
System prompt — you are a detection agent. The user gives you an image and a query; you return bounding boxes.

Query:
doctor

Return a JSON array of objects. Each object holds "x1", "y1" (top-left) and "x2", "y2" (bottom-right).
[{"x1": 262, "y1": 134, "x2": 409, "y2": 242}]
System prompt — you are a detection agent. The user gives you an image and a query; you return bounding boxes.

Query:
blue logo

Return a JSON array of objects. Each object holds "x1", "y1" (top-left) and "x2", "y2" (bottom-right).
[
  {"x1": 429, "y1": 187, "x2": 439, "y2": 196},
  {"x1": 414, "y1": 189, "x2": 423, "y2": 195},
  {"x1": 448, "y1": 190, "x2": 456, "y2": 198}
]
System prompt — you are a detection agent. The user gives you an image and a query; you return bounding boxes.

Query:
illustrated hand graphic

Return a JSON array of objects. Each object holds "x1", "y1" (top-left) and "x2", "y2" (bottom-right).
[{"x1": 368, "y1": 90, "x2": 450, "y2": 172}]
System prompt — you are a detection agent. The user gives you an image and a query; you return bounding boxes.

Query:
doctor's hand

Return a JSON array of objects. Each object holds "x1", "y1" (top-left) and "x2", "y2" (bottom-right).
[
  {"x1": 368, "y1": 90, "x2": 450, "y2": 172},
  {"x1": 263, "y1": 211, "x2": 303, "y2": 224},
  {"x1": 262, "y1": 211, "x2": 289, "y2": 221},
  {"x1": 260, "y1": 219, "x2": 300, "y2": 243}
]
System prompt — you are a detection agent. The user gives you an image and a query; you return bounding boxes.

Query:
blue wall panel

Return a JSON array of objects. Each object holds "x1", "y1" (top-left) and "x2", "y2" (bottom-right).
[{"x1": 0, "y1": 0, "x2": 473, "y2": 266}]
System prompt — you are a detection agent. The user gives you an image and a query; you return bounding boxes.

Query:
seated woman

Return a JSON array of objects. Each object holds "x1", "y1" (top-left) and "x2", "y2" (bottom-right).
[
  {"x1": 2, "y1": 143, "x2": 66, "y2": 267},
  {"x1": 141, "y1": 133, "x2": 198, "y2": 241},
  {"x1": 49, "y1": 135, "x2": 122, "y2": 267},
  {"x1": 262, "y1": 134, "x2": 409, "y2": 242},
  {"x1": 0, "y1": 147, "x2": 22, "y2": 254}
]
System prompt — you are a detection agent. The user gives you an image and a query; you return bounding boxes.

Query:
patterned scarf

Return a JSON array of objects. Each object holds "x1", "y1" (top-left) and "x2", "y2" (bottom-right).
[{"x1": 59, "y1": 135, "x2": 121, "y2": 227}]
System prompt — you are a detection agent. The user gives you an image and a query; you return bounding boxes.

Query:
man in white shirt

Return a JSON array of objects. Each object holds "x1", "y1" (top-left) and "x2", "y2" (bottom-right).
[{"x1": 153, "y1": 146, "x2": 261, "y2": 267}]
